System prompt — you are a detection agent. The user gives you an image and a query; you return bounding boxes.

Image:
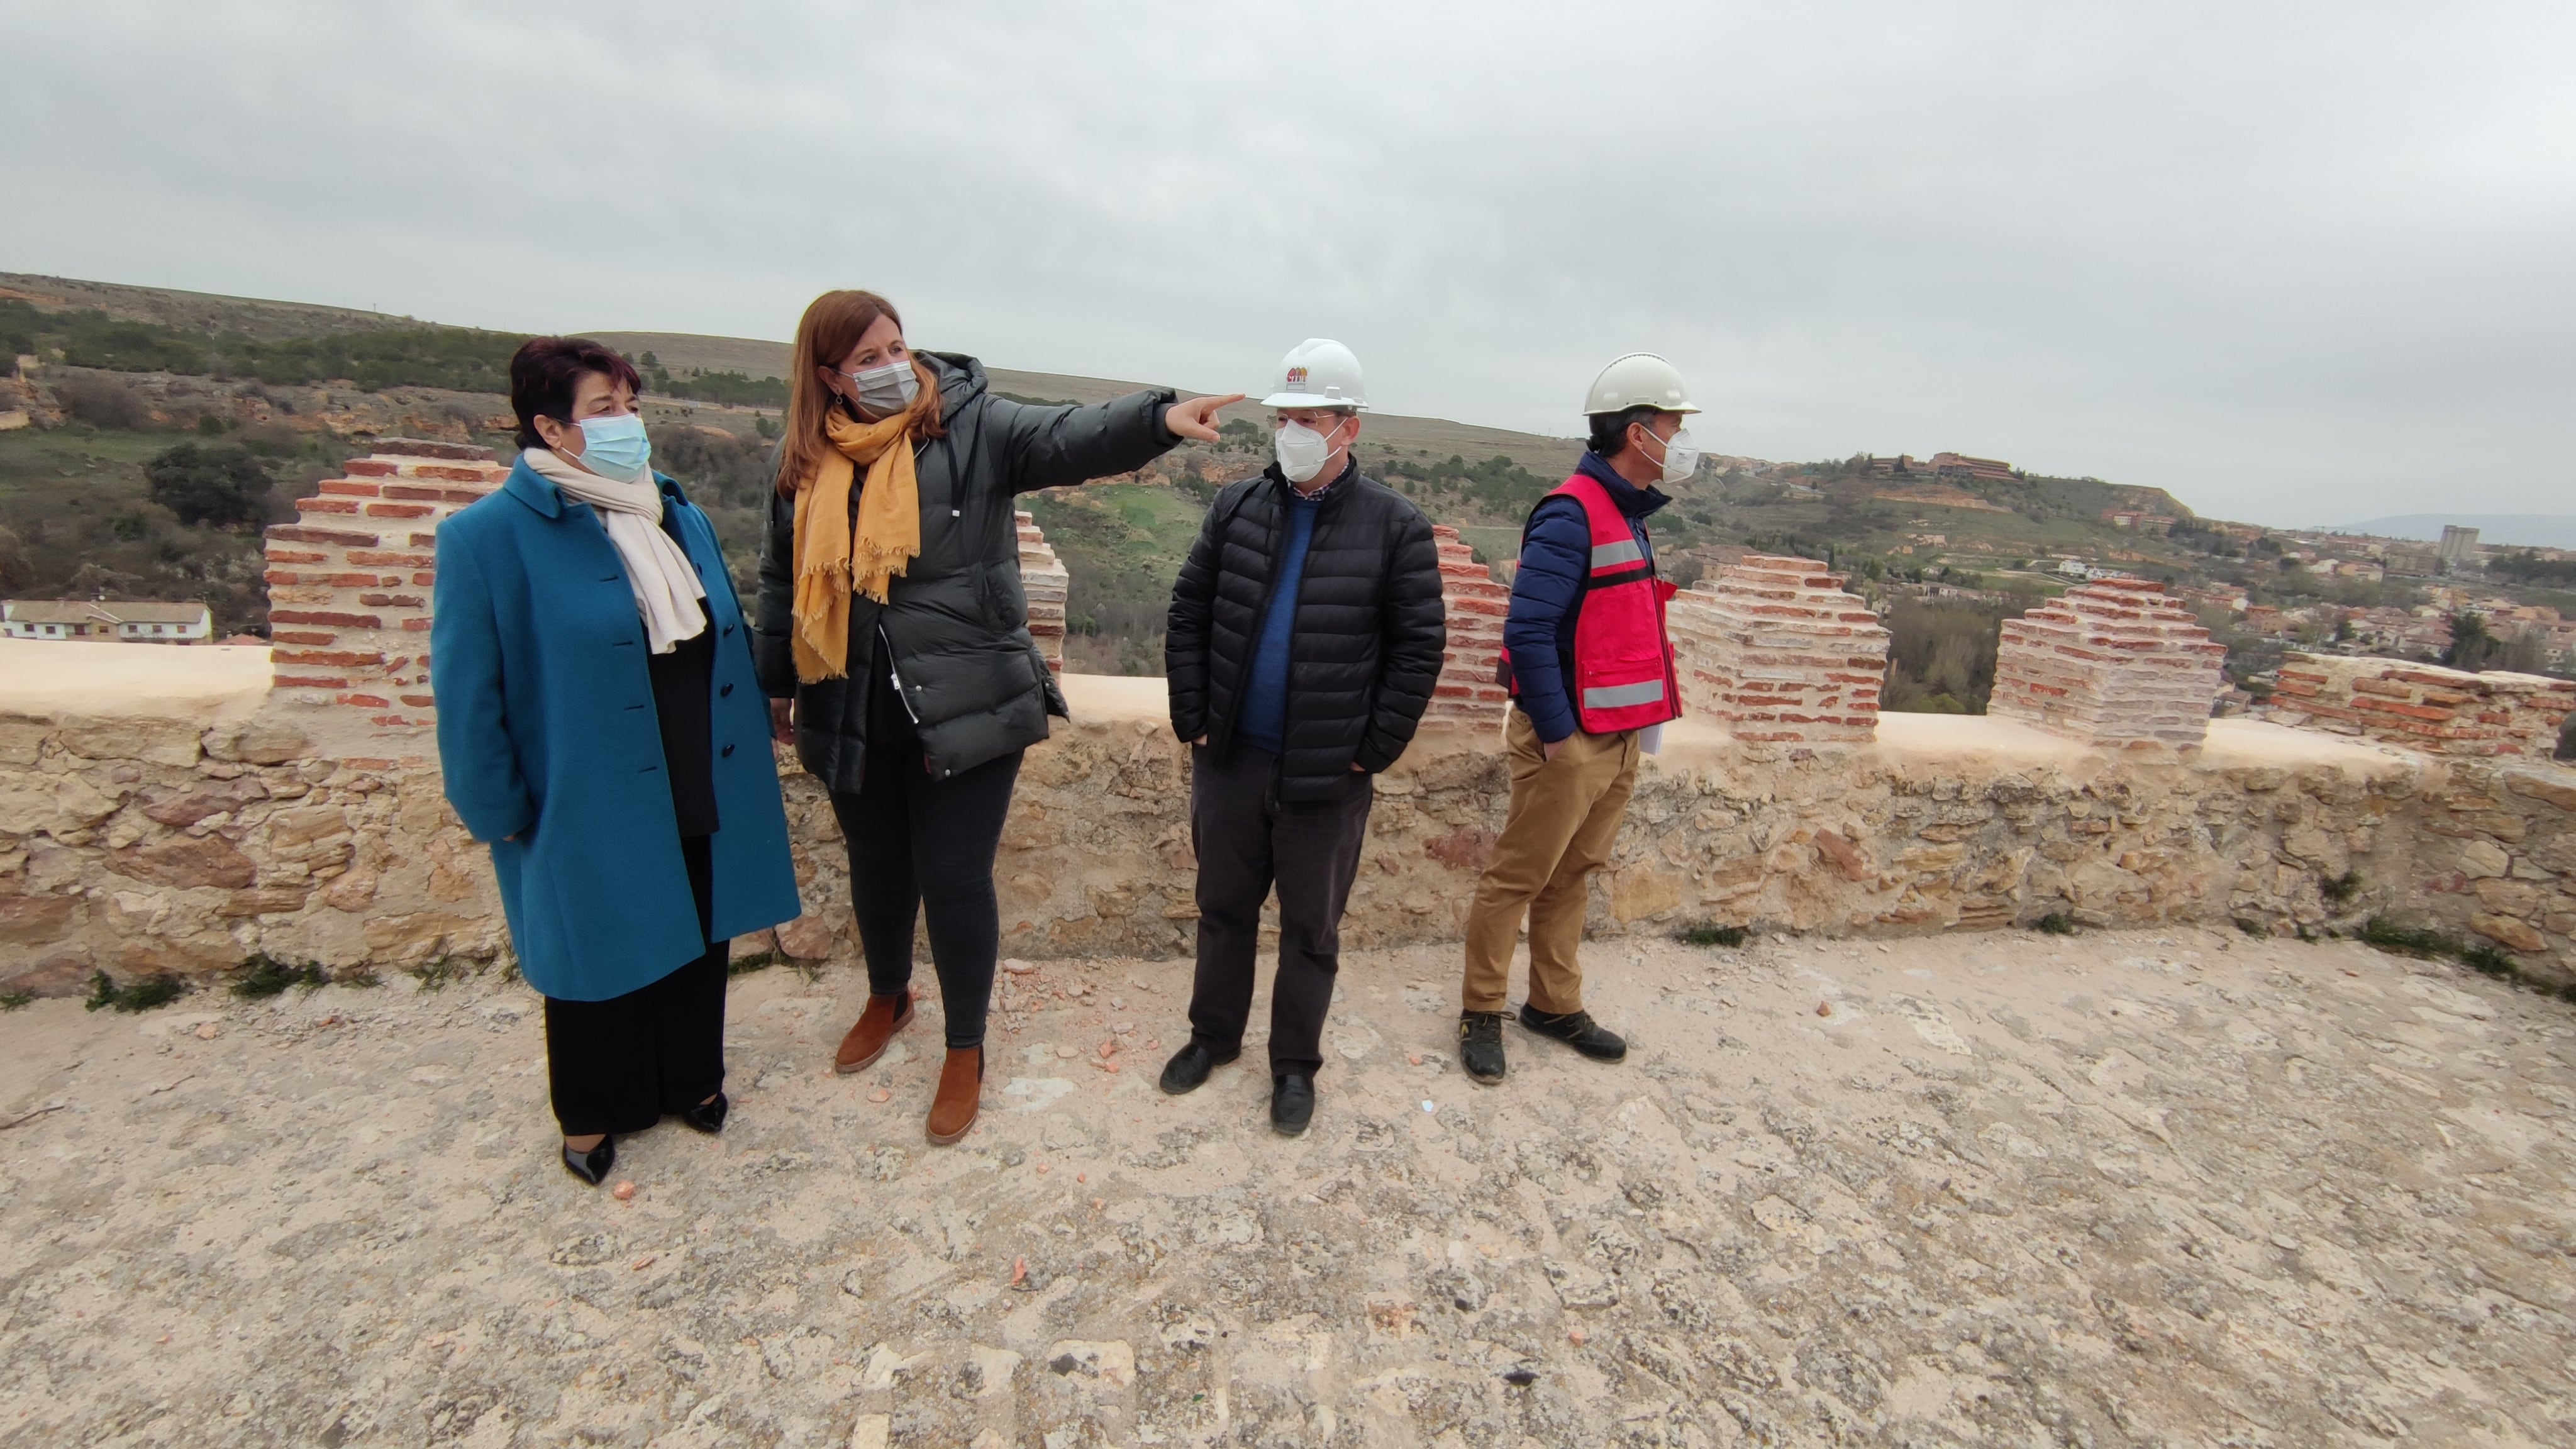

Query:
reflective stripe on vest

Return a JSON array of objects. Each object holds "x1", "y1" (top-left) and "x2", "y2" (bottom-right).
[
  {"x1": 1582, "y1": 678, "x2": 1667, "y2": 710},
  {"x1": 1500, "y1": 472, "x2": 1680, "y2": 735}
]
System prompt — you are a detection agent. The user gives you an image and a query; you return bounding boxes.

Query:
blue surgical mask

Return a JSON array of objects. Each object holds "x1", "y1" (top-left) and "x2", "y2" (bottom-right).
[{"x1": 574, "y1": 413, "x2": 652, "y2": 480}]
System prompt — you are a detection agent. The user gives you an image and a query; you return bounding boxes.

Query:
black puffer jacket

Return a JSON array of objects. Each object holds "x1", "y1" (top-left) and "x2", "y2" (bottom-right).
[
  {"x1": 755, "y1": 352, "x2": 1177, "y2": 789},
  {"x1": 1165, "y1": 460, "x2": 1447, "y2": 801}
]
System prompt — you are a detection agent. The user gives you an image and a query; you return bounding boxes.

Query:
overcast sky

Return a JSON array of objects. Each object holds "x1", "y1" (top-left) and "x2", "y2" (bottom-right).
[{"x1": 8, "y1": 1, "x2": 2571, "y2": 526}]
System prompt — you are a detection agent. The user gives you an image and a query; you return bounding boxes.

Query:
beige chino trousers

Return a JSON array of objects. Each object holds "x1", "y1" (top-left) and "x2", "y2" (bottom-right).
[{"x1": 1460, "y1": 709, "x2": 1641, "y2": 1015}]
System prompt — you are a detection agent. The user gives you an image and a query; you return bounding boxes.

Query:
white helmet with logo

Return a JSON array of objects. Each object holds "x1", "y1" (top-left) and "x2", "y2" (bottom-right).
[
  {"x1": 1583, "y1": 352, "x2": 1700, "y2": 417},
  {"x1": 1260, "y1": 338, "x2": 1368, "y2": 411}
]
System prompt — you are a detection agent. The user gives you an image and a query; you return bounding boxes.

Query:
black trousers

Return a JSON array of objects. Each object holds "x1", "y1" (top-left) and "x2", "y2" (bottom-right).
[
  {"x1": 543, "y1": 834, "x2": 730, "y2": 1137},
  {"x1": 829, "y1": 681, "x2": 1022, "y2": 1050},
  {"x1": 1186, "y1": 743, "x2": 1374, "y2": 1078}
]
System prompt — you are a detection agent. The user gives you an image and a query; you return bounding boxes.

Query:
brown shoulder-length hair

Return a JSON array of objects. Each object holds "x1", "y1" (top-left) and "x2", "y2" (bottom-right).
[{"x1": 776, "y1": 289, "x2": 944, "y2": 497}]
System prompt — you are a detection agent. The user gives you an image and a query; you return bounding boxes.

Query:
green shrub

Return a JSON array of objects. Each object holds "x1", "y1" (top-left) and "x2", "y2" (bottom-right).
[
  {"x1": 231, "y1": 953, "x2": 328, "y2": 997},
  {"x1": 144, "y1": 441, "x2": 274, "y2": 530},
  {"x1": 85, "y1": 972, "x2": 185, "y2": 1013},
  {"x1": 2357, "y1": 917, "x2": 2447, "y2": 958},
  {"x1": 1677, "y1": 923, "x2": 1748, "y2": 948},
  {"x1": 2031, "y1": 912, "x2": 2077, "y2": 936}
]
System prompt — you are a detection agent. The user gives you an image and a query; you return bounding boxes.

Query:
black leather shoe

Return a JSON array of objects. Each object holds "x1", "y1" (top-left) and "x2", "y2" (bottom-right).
[
  {"x1": 679, "y1": 1092, "x2": 728, "y2": 1135},
  {"x1": 561, "y1": 1138, "x2": 614, "y2": 1185},
  {"x1": 1270, "y1": 1074, "x2": 1314, "y2": 1136},
  {"x1": 1158, "y1": 1041, "x2": 1240, "y2": 1096},
  {"x1": 1460, "y1": 1011, "x2": 1507, "y2": 1084},
  {"x1": 1517, "y1": 1005, "x2": 1627, "y2": 1062}
]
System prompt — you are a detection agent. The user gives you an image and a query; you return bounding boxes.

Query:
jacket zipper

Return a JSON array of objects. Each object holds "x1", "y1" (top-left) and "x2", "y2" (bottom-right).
[{"x1": 880, "y1": 625, "x2": 921, "y2": 725}]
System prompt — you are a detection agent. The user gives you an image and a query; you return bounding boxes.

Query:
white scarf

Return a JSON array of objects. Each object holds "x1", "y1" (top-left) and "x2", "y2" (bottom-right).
[{"x1": 523, "y1": 447, "x2": 709, "y2": 655}]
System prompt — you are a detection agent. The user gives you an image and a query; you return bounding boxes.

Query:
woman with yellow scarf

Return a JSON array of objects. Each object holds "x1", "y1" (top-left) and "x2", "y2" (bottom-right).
[{"x1": 755, "y1": 290, "x2": 1236, "y2": 1145}]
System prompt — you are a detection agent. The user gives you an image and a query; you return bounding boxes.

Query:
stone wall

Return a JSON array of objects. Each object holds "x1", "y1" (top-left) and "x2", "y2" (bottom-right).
[
  {"x1": 18, "y1": 653, "x2": 2576, "y2": 997},
  {"x1": 2270, "y1": 652, "x2": 2573, "y2": 759},
  {"x1": 0, "y1": 699, "x2": 504, "y2": 998},
  {"x1": 1990, "y1": 578, "x2": 2227, "y2": 748},
  {"x1": 2406, "y1": 760, "x2": 2576, "y2": 963},
  {"x1": 1667, "y1": 554, "x2": 1888, "y2": 743}
]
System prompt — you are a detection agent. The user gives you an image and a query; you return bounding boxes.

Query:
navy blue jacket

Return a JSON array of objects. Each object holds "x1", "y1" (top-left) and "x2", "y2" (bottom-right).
[
  {"x1": 433, "y1": 458, "x2": 801, "y2": 1001},
  {"x1": 1503, "y1": 452, "x2": 1669, "y2": 742}
]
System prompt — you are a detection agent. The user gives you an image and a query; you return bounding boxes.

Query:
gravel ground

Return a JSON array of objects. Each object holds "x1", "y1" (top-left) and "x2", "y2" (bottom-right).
[{"x1": 3, "y1": 926, "x2": 2572, "y2": 1448}]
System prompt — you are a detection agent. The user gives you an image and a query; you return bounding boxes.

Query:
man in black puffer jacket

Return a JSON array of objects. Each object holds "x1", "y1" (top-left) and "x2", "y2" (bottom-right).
[{"x1": 1158, "y1": 339, "x2": 1446, "y2": 1136}]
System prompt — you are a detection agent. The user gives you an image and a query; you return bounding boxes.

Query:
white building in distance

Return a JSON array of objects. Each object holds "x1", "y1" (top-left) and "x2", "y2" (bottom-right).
[{"x1": 2, "y1": 599, "x2": 214, "y2": 643}]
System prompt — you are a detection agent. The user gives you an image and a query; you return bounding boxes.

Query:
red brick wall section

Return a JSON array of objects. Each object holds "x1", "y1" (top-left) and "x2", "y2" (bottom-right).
[
  {"x1": 1989, "y1": 578, "x2": 2228, "y2": 748},
  {"x1": 264, "y1": 440, "x2": 506, "y2": 726},
  {"x1": 1426, "y1": 526, "x2": 1511, "y2": 727},
  {"x1": 2269, "y1": 653, "x2": 2575, "y2": 759},
  {"x1": 1016, "y1": 510, "x2": 1068, "y2": 674},
  {"x1": 1668, "y1": 554, "x2": 1890, "y2": 744}
]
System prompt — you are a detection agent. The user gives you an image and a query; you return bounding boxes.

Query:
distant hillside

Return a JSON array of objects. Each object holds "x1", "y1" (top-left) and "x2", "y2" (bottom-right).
[
  {"x1": 590, "y1": 329, "x2": 1587, "y2": 478},
  {"x1": 8, "y1": 270, "x2": 2333, "y2": 685},
  {"x1": 2334, "y1": 514, "x2": 2576, "y2": 549},
  {"x1": 1, "y1": 272, "x2": 417, "y2": 340}
]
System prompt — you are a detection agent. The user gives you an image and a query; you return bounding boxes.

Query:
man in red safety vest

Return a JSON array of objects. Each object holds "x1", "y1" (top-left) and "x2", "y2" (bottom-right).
[{"x1": 1457, "y1": 353, "x2": 1697, "y2": 1084}]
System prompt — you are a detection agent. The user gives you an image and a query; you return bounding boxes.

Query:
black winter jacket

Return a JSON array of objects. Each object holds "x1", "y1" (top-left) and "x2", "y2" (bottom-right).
[
  {"x1": 755, "y1": 352, "x2": 1178, "y2": 789},
  {"x1": 1165, "y1": 460, "x2": 1447, "y2": 801}
]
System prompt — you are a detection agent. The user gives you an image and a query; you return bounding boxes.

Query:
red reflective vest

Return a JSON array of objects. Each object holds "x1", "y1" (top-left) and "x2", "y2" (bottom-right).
[{"x1": 1502, "y1": 472, "x2": 1680, "y2": 734}]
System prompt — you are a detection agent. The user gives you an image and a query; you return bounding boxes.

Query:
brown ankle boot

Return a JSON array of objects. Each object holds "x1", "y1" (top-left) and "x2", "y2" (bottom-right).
[
  {"x1": 833, "y1": 991, "x2": 914, "y2": 1075},
  {"x1": 926, "y1": 1046, "x2": 983, "y2": 1145}
]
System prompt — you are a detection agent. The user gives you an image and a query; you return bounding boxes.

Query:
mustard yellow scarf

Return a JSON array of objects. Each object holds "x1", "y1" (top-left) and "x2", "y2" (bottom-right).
[{"x1": 791, "y1": 404, "x2": 925, "y2": 681}]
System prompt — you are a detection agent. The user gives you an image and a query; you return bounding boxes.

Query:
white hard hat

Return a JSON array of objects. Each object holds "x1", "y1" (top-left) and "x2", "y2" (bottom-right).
[
  {"x1": 1259, "y1": 338, "x2": 1368, "y2": 411},
  {"x1": 1583, "y1": 352, "x2": 1700, "y2": 417}
]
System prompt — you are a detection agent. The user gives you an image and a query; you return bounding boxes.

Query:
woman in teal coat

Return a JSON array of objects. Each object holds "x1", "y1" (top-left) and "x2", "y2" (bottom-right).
[{"x1": 433, "y1": 336, "x2": 801, "y2": 1185}]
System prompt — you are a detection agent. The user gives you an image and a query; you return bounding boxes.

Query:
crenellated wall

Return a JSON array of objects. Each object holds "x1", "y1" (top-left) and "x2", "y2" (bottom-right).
[
  {"x1": 1667, "y1": 555, "x2": 1889, "y2": 743},
  {"x1": 1424, "y1": 525, "x2": 1510, "y2": 726},
  {"x1": 2269, "y1": 652, "x2": 2572, "y2": 759},
  {"x1": 263, "y1": 439, "x2": 507, "y2": 726},
  {"x1": 1990, "y1": 577, "x2": 2228, "y2": 748},
  {"x1": 10, "y1": 492, "x2": 2576, "y2": 1001}
]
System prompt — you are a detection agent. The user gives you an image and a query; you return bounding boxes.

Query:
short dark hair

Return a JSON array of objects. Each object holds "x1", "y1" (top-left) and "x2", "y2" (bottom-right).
[
  {"x1": 509, "y1": 337, "x2": 643, "y2": 450},
  {"x1": 1586, "y1": 404, "x2": 1661, "y2": 458}
]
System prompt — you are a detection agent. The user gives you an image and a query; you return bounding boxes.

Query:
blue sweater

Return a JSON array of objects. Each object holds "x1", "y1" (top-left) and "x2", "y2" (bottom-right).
[
  {"x1": 1236, "y1": 482, "x2": 1324, "y2": 753},
  {"x1": 1503, "y1": 452, "x2": 1668, "y2": 742}
]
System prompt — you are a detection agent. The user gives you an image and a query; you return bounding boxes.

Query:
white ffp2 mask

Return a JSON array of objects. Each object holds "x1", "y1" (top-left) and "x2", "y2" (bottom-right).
[
  {"x1": 1274, "y1": 417, "x2": 1346, "y2": 484},
  {"x1": 1643, "y1": 426, "x2": 1699, "y2": 487}
]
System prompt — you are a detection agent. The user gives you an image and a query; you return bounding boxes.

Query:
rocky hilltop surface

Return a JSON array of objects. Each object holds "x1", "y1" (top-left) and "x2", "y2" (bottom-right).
[{"x1": 3, "y1": 927, "x2": 2570, "y2": 1446}]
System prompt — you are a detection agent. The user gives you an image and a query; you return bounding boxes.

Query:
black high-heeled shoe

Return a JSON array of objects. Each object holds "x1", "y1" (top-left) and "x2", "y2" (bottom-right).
[
  {"x1": 561, "y1": 1138, "x2": 615, "y2": 1185},
  {"x1": 679, "y1": 1092, "x2": 728, "y2": 1135}
]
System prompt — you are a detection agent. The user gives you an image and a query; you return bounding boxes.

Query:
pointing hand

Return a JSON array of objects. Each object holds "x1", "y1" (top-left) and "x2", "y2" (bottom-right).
[{"x1": 1164, "y1": 394, "x2": 1245, "y2": 443}]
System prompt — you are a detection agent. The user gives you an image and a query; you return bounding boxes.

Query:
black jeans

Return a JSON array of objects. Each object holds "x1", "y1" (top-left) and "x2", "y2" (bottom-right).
[
  {"x1": 543, "y1": 834, "x2": 730, "y2": 1137},
  {"x1": 1186, "y1": 743, "x2": 1374, "y2": 1078},
  {"x1": 828, "y1": 681, "x2": 1022, "y2": 1050}
]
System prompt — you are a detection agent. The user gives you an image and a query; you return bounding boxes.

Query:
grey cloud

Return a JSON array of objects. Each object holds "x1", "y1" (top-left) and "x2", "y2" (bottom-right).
[{"x1": 7, "y1": 0, "x2": 2571, "y2": 523}]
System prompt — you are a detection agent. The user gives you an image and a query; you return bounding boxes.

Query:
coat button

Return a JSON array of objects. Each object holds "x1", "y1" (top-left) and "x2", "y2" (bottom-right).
[
  {"x1": 720, "y1": 683, "x2": 733, "y2": 696},
  {"x1": 722, "y1": 743, "x2": 736, "y2": 757}
]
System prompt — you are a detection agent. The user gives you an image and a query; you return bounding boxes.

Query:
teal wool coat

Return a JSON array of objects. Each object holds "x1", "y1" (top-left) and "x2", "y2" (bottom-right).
[{"x1": 432, "y1": 458, "x2": 801, "y2": 1001}]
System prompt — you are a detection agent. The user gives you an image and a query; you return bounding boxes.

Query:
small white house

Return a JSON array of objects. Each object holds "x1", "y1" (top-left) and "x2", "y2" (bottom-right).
[{"x1": 2, "y1": 599, "x2": 214, "y2": 643}]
